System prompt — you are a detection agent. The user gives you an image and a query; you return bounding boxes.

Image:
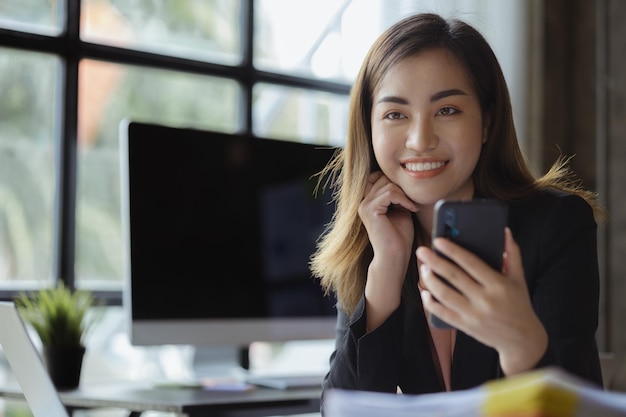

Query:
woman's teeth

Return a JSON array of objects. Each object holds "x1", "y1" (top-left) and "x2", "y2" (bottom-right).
[{"x1": 405, "y1": 161, "x2": 445, "y2": 172}]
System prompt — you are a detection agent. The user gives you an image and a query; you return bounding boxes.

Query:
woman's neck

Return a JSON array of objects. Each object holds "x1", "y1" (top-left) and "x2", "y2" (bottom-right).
[{"x1": 416, "y1": 205, "x2": 435, "y2": 243}]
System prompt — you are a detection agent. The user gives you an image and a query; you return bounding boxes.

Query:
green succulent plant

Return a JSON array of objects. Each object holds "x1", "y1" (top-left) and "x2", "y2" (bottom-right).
[{"x1": 14, "y1": 283, "x2": 98, "y2": 348}]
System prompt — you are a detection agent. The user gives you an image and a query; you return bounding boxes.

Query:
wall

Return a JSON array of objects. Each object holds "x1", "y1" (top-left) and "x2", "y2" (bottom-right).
[
  {"x1": 605, "y1": 0, "x2": 626, "y2": 391},
  {"x1": 542, "y1": 0, "x2": 626, "y2": 390}
]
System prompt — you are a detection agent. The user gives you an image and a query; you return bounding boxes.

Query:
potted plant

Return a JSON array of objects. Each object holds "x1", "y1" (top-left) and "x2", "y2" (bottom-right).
[{"x1": 14, "y1": 283, "x2": 99, "y2": 390}]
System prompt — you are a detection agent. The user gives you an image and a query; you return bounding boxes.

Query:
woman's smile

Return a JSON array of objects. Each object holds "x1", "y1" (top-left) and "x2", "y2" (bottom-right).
[{"x1": 402, "y1": 159, "x2": 448, "y2": 178}]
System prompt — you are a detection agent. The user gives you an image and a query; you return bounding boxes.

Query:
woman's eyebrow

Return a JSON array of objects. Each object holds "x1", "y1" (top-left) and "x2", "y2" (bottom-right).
[
  {"x1": 376, "y1": 95, "x2": 408, "y2": 105},
  {"x1": 430, "y1": 88, "x2": 468, "y2": 102},
  {"x1": 376, "y1": 88, "x2": 468, "y2": 105}
]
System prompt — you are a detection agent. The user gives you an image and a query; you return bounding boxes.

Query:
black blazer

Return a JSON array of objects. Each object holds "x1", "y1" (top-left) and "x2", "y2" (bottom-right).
[{"x1": 322, "y1": 189, "x2": 603, "y2": 403}]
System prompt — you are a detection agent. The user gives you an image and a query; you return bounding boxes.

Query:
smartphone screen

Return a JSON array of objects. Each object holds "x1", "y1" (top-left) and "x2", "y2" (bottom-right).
[{"x1": 428, "y1": 199, "x2": 508, "y2": 329}]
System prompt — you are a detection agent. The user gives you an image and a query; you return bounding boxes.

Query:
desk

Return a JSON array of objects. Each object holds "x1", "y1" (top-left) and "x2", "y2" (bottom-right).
[{"x1": 0, "y1": 382, "x2": 321, "y2": 417}]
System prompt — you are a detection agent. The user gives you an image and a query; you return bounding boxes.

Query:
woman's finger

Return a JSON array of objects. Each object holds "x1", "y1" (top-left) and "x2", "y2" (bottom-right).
[
  {"x1": 431, "y1": 236, "x2": 503, "y2": 286},
  {"x1": 416, "y1": 245, "x2": 481, "y2": 298},
  {"x1": 361, "y1": 172, "x2": 418, "y2": 214}
]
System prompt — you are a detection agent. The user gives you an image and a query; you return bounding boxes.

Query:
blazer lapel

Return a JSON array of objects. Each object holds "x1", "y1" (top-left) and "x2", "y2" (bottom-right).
[
  {"x1": 401, "y1": 295, "x2": 446, "y2": 393},
  {"x1": 451, "y1": 331, "x2": 500, "y2": 390}
]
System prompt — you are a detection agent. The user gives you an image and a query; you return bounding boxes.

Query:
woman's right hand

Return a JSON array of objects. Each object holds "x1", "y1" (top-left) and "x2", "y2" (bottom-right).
[
  {"x1": 358, "y1": 171, "x2": 419, "y2": 330},
  {"x1": 358, "y1": 171, "x2": 418, "y2": 258}
]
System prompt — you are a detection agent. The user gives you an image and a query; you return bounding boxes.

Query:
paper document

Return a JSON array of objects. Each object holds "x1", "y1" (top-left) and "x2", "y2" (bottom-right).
[{"x1": 323, "y1": 367, "x2": 626, "y2": 417}]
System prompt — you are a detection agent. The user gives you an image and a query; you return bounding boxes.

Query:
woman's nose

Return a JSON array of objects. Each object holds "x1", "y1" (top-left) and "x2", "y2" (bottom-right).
[{"x1": 405, "y1": 117, "x2": 438, "y2": 151}]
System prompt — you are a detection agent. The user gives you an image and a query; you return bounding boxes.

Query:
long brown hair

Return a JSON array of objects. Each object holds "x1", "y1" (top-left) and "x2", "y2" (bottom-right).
[{"x1": 310, "y1": 13, "x2": 604, "y2": 315}]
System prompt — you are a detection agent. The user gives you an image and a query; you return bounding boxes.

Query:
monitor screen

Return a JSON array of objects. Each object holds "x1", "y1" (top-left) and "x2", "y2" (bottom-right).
[{"x1": 120, "y1": 121, "x2": 338, "y2": 347}]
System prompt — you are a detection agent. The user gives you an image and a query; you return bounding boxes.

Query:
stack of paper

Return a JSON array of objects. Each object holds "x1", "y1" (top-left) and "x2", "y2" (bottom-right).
[{"x1": 323, "y1": 367, "x2": 626, "y2": 417}]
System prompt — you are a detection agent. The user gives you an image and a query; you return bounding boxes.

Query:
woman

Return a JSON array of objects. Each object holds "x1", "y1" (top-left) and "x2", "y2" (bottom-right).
[{"x1": 310, "y1": 12, "x2": 605, "y2": 400}]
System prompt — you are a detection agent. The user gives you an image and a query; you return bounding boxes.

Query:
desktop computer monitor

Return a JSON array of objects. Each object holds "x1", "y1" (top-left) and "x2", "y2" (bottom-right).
[{"x1": 120, "y1": 121, "x2": 338, "y2": 350}]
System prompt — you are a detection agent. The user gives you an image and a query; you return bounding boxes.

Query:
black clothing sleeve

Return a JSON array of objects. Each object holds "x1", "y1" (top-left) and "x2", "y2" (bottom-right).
[{"x1": 511, "y1": 192, "x2": 603, "y2": 385}]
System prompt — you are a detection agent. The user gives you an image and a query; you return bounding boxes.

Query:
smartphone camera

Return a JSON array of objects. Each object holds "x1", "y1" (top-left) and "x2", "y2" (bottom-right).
[{"x1": 443, "y1": 208, "x2": 460, "y2": 238}]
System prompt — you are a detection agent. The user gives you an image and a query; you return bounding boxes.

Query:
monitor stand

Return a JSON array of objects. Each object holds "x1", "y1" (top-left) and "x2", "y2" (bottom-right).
[
  {"x1": 151, "y1": 345, "x2": 246, "y2": 388},
  {"x1": 191, "y1": 345, "x2": 247, "y2": 380},
  {"x1": 154, "y1": 341, "x2": 331, "y2": 390}
]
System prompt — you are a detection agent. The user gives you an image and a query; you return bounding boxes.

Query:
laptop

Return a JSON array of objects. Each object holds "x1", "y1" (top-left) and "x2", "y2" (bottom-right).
[{"x1": 0, "y1": 301, "x2": 70, "y2": 417}]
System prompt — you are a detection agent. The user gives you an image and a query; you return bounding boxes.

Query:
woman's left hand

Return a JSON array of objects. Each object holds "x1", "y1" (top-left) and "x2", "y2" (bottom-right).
[{"x1": 417, "y1": 227, "x2": 548, "y2": 375}]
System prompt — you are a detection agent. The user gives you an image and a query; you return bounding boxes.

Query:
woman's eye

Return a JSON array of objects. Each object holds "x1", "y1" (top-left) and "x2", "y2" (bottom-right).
[
  {"x1": 437, "y1": 107, "x2": 459, "y2": 116},
  {"x1": 384, "y1": 111, "x2": 405, "y2": 120}
]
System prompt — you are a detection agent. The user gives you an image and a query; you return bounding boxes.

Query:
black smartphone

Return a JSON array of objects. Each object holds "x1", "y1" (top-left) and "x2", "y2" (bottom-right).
[{"x1": 428, "y1": 198, "x2": 508, "y2": 329}]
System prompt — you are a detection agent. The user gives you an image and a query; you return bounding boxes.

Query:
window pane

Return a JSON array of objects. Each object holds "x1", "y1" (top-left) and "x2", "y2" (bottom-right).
[
  {"x1": 253, "y1": 83, "x2": 349, "y2": 147},
  {"x1": 0, "y1": 0, "x2": 64, "y2": 35},
  {"x1": 76, "y1": 59, "x2": 241, "y2": 288},
  {"x1": 254, "y1": 0, "x2": 389, "y2": 82},
  {"x1": 81, "y1": 0, "x2": 243, "y2": 65},
  {"x1": 0, "y1": 48, "x2": 59, "y2": 286}
]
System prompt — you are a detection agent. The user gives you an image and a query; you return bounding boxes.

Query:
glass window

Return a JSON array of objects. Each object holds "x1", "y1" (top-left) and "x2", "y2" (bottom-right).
[
  {"x1": 75, "y1": 59, "x2": 241, "y2": 286},
  {"x1": 0, "y1": 48, "x2": 60, "y2": 286},
  {"x1": 0, "y1": 0, "x2": 64, "y2": 35},
  {"x1": 253, "y1": 83, "x2": 349, "y2": 146},
  {"x1": 254, "y1": 0, "x2": 385, "y2": 83},
  {"x1": 81, "y1": 0, "x2": 243, "y2": 65}
]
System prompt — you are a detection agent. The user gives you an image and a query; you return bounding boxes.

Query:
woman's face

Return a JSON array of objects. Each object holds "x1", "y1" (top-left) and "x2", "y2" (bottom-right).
[{"x1": 371, "y1": 48, "x2": 485, "y2": 208}]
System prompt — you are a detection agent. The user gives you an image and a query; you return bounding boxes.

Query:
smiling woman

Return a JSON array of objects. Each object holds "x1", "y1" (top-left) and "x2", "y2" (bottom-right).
[{"x1": 310, "y1": 12, "x2": 605, "y2": 412}]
